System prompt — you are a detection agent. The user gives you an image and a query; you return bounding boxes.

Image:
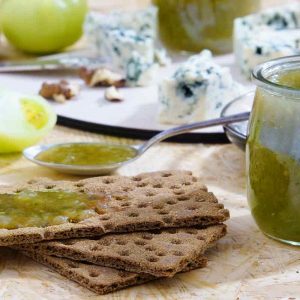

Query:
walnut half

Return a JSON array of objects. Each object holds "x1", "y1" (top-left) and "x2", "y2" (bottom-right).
[
  {"x1": 39, "y1": 80, "x2": 80, "y2": 103},
  {"x1": 79, "y1": 67, "x2": 126, "y2": 88},
  {"x1": 104, "y1": 86, "x2": 124, "y2": 102}
]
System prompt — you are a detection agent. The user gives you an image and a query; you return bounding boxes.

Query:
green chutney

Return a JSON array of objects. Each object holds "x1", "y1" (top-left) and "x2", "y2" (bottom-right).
[
  {"x1": 248, "y1": 69, "x2": 300, "y2": 244},
  {"x1": 153, "y1": 0, "x2": 260, "y2": 54},
  {"x1": 36, "y1": 143, "x2": 137, "y2": 166},
  {"x1": 0, "y1": 190, "x2": 108, "y2": 229}
]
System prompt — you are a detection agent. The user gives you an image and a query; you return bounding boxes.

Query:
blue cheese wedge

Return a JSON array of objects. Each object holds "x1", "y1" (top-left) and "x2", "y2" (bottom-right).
[
  {"x1": 239, "y1": 30, "x2": 300, "y2": 76},
  {"x1": 84, "y1": 7, "x2": 168, "y2": 86},
  {"x1": 85, "y1": 7, "x2": 157, "y2": 46},
  {"x1": 126, "y1": 52, "x2": 159, "y2": 86},
  {"x1": 234, "y1": 3, "x2": 300, "y2": 77},
  {"x1": 159, "y1": 50, "x2": 246, "y2": 124}
]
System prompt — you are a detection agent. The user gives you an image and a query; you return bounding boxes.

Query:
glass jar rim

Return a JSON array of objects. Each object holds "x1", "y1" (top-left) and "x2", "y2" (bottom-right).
[{"x1": 252, "y1": 55, "x2": 300, "y2": 98}]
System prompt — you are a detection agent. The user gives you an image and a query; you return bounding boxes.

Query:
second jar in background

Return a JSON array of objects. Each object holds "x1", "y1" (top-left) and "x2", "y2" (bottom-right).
[{"x1": 153, "y1": 0, "x2": 260, "y2": 54}]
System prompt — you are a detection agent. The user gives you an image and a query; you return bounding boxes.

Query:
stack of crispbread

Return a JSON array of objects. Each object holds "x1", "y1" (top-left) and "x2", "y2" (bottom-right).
[{"x1": 1, "y1": 171, "x2": 229, "y2": 295}]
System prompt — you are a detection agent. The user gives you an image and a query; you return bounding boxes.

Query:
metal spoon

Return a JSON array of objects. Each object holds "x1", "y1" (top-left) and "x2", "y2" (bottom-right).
[{"x1": 23, "y1": 111, "x2": 250, "y2": 176}]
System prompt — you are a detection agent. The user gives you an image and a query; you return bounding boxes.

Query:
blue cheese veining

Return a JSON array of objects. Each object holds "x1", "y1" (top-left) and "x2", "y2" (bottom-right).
[
  {"x1": 234, "y1": 3, "x2": 300, "y2": 77},
  {"x1": 84, "y1": 7, "x2": 170, "y2": 86},
  {"x1": 159, "y1": 50, "x2": 246, "y2": 124}
]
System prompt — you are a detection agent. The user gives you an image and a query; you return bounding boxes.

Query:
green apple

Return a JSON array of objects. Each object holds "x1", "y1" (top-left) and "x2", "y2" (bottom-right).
[
  {"x1": 0, "y1": 90, "x2": 57, "y2": 153},
  {"x1": 0, "y1": 0, "x2": 87, "y2": 54}
]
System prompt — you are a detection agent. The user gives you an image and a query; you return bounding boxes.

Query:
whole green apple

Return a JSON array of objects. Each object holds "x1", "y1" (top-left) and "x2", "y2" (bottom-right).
[{"x1": 0, "y1": 0, "x2": 87, "y2": 54}]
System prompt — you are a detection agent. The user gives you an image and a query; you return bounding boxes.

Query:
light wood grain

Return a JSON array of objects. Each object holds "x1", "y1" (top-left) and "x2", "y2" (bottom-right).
[
  {"x1": 0, "y1": 0, "x2": 299, "y2": 299},
  {"x1": 1, "y1": 130, "x2": 300, "y2": 299}
]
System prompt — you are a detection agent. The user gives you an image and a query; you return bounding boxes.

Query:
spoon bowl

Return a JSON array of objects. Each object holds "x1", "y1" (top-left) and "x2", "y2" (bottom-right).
[
  {"x1": 23, "y1": 107, "x2": 250, "y2": 175},
  {"x1": 23, "y1": 142, "x2": 140, "y2": 176}
]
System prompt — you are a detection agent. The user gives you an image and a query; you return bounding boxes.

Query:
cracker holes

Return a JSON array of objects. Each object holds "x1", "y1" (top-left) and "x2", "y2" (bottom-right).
[
  {"x1": 147, "y1": 256, "x2": 159, "y2": 263},
  {"x1": 128, "y1": 212, "x2": 139, "y2": 218},
  {"x1": 152, "y1": 203, "x2": 164, "y2": 210},
  {"x1": 145, "y1": 191, "x2": 156, "y2": 197},
  {"x1": 115, "y1": 239, "x2": 127, "y2": 245},
  {"x1": 132, "y1": 176, "x2": 142, "y2": 182},
  {"x1": 183, "y1": 182, "x2": 192, "y2": 186},
  {"x1": 118, "y1": 250, "x2": 130, "y2": 256},
  {"x1": 75, "y1": 182, "x2": 85, "y2": 187},
  {"x1": 171, "y1": 239, "x2": 182, "y2": 245},
  {"x1": 161, "y1": 173, "x2": 172, "y2": 178},
  {"x1": 173, "y1": 190, "x2": 185, "y2": 195},
  {"x1": 134, "y1": 240, "x2": 146, "y2": 246},
  {"x1": 141, "y1": 233, "x2": 153, "y2": 240},
  {"x1": 177, "y1": 196, "x2": 189, "y2": 201},
  {"x1": 185, "y1": 229, "x2": 198, "y2": 235},
  {"x1": 153, "y1": 183, "x2": 162, "y2": 188},
  {"x1": 191, "y1": 177, "x2": 198, "y2": 182},
  {"x1": 170, "y1": 185, "x2": 180, "y2": 190},
  {"x1": 100, "y1": 240, "x2": 111, "y2": 246},
  {"x1": 197, "y1": 236, "x2": 205, "y2": 241},
  {"x1": 173, "y1": 251, "x2": 184, "y2": 256},
  {"x1": 114, "y1": 195, "x2": 127, "y2": 201},
  {"x1": 188, "y1": 206, "x2": 197, "y2": 211},
  {"x1": 117, "y1": 270, "x2": 128, "y2": 277},
  {"x1": 104, "y1": 223, "x2": 113, "y2": 230},
  {"x1": 158, "y1": 210, "x2": 169, "y2": 215},
  {"x1": 89, "y1": 271, "x2": 99, "y2": 278},
  {"x1": 27, "y1": 179, "x2": 37, "y2": 184},
  {"x1": 62, "y1": 240, "x2": 77, "y2": 246},
  {"x1": 162, "y1": 216, "x2": 172, "y2": 224},
  {"x1": 90, "y1": 245, "x2": 102, "y2": 251},
  {"x1": 137, "y1": 203, "x2": 148, "y2": 208},
  {"x1": 145, "y1": 246, "x2": 156, "y2": 252},
  {"x1": 120, "y1": 202, "x2": 130, "y2": 207},
  {"x1": 123, "y1": 187, "x2": 133, "y2": 192},
  {"x1": 136, "y1": 182, "x2": 148, "y2": 188},
  {"x1": 216, "y1": 203, "x2": 224, "y2": 209},
  {"x1": 156, "y1": 251, "x2": 166, "y2": 257},
  {"x1": 166, "y1": 200, "x2": 177, "y2": 205},
  {"x1": 103, "y1": 178, "x2": 114, "y2": 184},
  {"x1": 67, "y1": 261, "x2": 79, "y2": 268},
  {"x1": 150, "y1": 229, "x2": 162, "y2": 235},
  {"x1": 78, "y1": 189, "x2": 85, "y2": 193},
  {"x1": 100, "y1": 215, "x2": 110, "y2": 221},
  {"x1": 196, "y1": 197, "x2": 205, "y2": 203},
  {"x1": 45, "y1": 184, "x2": 55, "y2": 190}
]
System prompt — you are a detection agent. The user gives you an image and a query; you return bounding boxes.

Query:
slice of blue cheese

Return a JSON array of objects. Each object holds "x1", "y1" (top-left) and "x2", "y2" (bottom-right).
[
  {"x1": 239, "y1": 30, "x2": 300, "y2": 76},
  {"x1": 159, "y1": 50, "x2": 246, "y2": 124},
  {"x1": 126, "y1": 52, "x2": 159, "y2": 87},
  {"x1": 100, "y1": 28, "x2": 155, "y2": 69},
  {"x1": 234, "y1": 3, "x2": 300, "y2": 77},
  {"x1": 84, "y1": 7, "x2": 168, "y2": 86},
  {"x1": 85, "y1": 7, "x2": 158, "y2": 46}
]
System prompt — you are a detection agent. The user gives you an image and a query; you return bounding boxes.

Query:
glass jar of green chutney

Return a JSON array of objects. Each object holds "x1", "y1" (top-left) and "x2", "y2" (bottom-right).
[
  {"x1": 153, "y1": 0, "x2": 260, "y2": 54},
  {"x1": 247, "y1": 56, "x2": 300, "y2": 246}
]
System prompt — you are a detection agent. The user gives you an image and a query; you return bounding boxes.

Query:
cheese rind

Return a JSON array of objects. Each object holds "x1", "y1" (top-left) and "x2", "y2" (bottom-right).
[{"x1": 159, "y1": 50, "x2": 246, "y2": 124}]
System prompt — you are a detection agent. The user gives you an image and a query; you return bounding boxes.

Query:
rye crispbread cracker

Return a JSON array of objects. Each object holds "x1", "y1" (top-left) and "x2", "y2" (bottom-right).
[
  {"x1": 18, "y1": 225, "x2": 226, "y2": 277},
  {"x1": 0, "y1": 171, "x2": 229, "y2": 246},
  {"x1": 22, "y1": 250, "x2": 207, "y2": 295}
]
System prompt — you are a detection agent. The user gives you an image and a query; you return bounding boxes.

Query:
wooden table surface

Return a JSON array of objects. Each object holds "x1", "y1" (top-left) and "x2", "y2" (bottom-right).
[{"x1": 1, "y1": 1, "x2": 299, "y2": 299}]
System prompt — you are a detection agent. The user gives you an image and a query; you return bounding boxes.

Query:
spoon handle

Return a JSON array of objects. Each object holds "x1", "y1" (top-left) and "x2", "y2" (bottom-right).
[{"x1": 138, "y1": 111, "x2": 250, "y2": 154}]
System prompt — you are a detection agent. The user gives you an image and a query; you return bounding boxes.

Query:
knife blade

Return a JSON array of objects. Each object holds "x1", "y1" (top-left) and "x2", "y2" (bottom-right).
[{"x1": 0, "y1": 55, "x2": 106, "y2": 72}]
